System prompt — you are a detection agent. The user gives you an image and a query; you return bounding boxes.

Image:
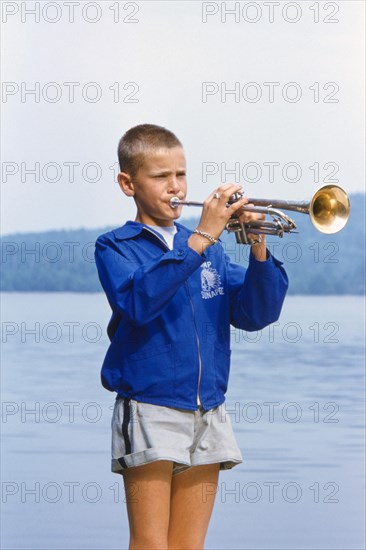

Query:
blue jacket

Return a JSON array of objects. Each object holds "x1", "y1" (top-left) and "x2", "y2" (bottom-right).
[{"x1": 94, "y1": 221, "x2": 288, "y2": 411}]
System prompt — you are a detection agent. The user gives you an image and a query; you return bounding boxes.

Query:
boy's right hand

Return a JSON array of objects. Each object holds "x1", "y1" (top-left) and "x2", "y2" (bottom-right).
[{"x1": 188, "y1": 184, "x2": 250, "y2": 255}]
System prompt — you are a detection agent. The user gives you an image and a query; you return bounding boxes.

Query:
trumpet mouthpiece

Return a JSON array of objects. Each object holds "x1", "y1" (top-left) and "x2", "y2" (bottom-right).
[{"x1": 170, "y1": 197, "x2": 180, "y2": 209}]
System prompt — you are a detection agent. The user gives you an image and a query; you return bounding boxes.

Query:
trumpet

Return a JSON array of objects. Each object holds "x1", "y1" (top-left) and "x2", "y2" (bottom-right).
[{"x1": 170, "y1": 185, "x2": 350, "y2": 245}]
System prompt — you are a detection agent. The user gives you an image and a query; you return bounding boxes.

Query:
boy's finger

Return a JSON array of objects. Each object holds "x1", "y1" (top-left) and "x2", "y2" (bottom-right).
[
  {"x1": 209, "y1": 184, "x2": 244, "y2": 202},
  {"x1": 227, "y1": 196, "x2": 250, "y2": 213}
]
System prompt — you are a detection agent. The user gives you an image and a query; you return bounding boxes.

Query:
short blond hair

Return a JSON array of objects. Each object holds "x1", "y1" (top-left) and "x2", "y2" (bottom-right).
[{"x1": 117, "y1": 124, "x2": 182, "y2": 178}]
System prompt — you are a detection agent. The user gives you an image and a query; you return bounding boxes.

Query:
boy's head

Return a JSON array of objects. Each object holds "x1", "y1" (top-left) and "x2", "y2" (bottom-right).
[
  {"x1": 117, "y1": 124, "x2": 187, "y2": 226},
  {"x1": 117, "y1": 124, "x2": 183, "y2": 179}
]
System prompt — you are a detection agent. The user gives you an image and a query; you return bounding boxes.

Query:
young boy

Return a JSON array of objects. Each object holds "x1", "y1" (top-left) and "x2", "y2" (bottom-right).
[{"x1": 94, "y1": 124, "x2": 288, "y2": 549}]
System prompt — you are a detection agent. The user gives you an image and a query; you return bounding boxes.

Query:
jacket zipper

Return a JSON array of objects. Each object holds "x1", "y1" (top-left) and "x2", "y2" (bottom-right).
[
  {"x1": 143, "y1": 227, "x2": 202, "y2": 409},
  {"x1": 185, "y1": 282, "x2": 202, "y2": 409}
]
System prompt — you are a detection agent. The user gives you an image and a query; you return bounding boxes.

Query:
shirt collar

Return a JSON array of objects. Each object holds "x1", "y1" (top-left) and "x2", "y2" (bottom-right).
[{"x1": 113, "y1": 221, "x2": 190, "y2": 241}]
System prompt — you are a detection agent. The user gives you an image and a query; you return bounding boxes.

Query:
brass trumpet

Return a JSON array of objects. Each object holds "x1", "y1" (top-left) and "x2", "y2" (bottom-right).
[{"x1": 170, "y1": 185, "x2": 350, "y2": 245}]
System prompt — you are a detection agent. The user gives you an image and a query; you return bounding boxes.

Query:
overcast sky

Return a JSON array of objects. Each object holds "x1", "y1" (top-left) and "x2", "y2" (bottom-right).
[{"x1": 1, "y1": 0, "x2": 365, "y2": 235}]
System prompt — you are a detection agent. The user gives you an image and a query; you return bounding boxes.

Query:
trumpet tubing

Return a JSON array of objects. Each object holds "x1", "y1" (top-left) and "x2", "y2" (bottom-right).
[{"x1": 170, "y1": 185, "x2": 350, "y2": 245}]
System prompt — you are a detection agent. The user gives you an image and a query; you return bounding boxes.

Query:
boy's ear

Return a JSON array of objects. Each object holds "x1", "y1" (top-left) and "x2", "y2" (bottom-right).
[{"x1": 118, "y1": 172, "x2": 135, "y2": 197}]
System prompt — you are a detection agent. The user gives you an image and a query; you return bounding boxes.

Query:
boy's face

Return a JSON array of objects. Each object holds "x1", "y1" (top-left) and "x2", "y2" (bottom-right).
[{"x1": 118, "y1": 146, "x2": 187, "y2": 226}]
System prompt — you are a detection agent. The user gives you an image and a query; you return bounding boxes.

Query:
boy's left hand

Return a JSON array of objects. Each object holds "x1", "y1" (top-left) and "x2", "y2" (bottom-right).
[{"x1": 236, "y1": 201, "x2": 268, "y2": 261}]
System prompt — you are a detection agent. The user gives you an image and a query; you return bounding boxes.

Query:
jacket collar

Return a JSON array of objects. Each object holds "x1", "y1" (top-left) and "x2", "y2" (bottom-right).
[{"x1": 113, "y1": 221, "x2": 191, "y2": 241}]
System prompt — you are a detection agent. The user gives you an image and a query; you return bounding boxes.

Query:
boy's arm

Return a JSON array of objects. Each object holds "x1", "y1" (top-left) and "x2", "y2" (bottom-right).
[
  {"x1": 227, "y1": 248, "x2": 289, "y2": 331},
  {"x1": 94, "y1": 235, "x2": 204, "y2": 327}
]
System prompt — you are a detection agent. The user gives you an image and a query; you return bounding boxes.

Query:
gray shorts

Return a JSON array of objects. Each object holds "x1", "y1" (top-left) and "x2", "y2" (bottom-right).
[{"x1": 111, "y1": 397, "x2": 243, "y2": 476}]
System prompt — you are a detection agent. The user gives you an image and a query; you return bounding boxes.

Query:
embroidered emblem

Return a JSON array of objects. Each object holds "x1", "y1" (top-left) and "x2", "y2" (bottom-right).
[{"x1": 200, "y1": 262, "x2": 224, "y2": 299}]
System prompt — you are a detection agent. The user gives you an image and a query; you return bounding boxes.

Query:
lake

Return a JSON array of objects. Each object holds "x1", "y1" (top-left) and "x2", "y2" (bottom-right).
[{"x1": 1, "y1": 293, "x2": 365, "y2": 549}]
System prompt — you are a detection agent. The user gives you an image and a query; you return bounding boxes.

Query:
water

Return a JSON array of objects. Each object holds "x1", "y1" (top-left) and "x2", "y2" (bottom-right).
[{"x1": 1, "y1": 293, "x2": 365, "y2": 549}]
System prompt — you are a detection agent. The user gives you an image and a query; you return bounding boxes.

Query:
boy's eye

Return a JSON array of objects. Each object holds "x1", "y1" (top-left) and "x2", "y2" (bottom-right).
[{"x1": 152, "y1": 173, "x2": 186, "y2": 179}]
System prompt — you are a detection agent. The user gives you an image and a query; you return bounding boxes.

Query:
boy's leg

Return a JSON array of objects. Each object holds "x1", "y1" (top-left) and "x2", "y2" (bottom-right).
[
  {"x1": 122, "y1": 459, "x2": 174, "y2": 550},
  {"x1": 168, "y1": 463, "x2": 220, "y2": 550}
]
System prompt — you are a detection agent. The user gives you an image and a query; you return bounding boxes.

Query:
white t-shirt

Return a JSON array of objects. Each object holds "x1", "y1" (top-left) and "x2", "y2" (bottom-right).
[{"x1": 146, "y1": 224, "x2": 177, "y2": 250}]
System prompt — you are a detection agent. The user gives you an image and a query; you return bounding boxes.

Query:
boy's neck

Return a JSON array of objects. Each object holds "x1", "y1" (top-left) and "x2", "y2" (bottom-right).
[{"x1": 135, "y1": 215, "x2": 175, "y2": 227}]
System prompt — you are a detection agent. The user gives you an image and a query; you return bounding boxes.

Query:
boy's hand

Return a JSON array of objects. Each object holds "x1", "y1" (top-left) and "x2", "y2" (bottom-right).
[
  {"x1": 187, "y1": 184, "x2": 267, "y2": 260},
  {"x1": 236, "y1": 202, "x2": 267, "y2": 261}
]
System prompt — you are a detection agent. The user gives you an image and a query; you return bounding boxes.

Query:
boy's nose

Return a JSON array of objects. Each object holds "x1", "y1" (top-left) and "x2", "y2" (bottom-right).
[{"x1": 167, "y1": 177, "x2": 181, "y2": 194}]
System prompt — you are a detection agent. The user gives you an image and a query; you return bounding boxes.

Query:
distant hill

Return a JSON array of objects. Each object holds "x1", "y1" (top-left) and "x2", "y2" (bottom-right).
[{"x1": 1, "y1": 193, "x2": 364, "y2": 295}]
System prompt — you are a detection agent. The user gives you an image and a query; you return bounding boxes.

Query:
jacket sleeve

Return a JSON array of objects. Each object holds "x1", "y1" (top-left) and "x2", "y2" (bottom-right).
[
  {"x1": 94, "y1": 235, "x2": 204, "y2": 326},
  {"x1": 227, "y1": 249, "x2": 289, "y2": 331}
]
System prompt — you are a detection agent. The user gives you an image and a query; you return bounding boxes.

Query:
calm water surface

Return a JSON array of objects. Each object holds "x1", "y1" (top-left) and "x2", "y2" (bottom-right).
[{"x1": 1, "y1": 293, "x2": 365, "y2": 549}]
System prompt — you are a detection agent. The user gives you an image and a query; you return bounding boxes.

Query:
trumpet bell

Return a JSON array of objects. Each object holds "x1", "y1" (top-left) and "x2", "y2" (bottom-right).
[{"x1": 310, "y1": 185, "x2": 351, "y2": 234}]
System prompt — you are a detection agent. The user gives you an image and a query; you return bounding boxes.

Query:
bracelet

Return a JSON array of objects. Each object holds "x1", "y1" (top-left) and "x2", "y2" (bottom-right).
[{"x1": 193, "y1": 228, "x2": 218, "y2": 245}]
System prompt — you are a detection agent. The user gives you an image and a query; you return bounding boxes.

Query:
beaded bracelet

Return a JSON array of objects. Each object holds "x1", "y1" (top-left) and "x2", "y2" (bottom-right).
[{"x1": 193, "y1": 228, "x2": 218, "y2": 245}]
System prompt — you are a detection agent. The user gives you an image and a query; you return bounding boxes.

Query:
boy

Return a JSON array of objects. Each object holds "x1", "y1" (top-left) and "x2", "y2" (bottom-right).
[{"x1": 94, "y1": 124, "x2": 288, "y2": 549}]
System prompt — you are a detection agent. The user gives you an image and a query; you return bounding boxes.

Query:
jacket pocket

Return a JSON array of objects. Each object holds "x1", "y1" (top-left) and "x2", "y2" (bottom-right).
[
  {"x1": 122, "y1": 344, "x2": 174, "y2": 398},
  {"x1": 214, "y1": 345, "x2": 231, "y2": 395}
]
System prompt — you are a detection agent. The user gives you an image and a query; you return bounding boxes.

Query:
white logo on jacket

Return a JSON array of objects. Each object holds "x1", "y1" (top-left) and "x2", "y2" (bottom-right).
[{"x1": 200, "y1": 262, "x2": 224, "y2": 299}]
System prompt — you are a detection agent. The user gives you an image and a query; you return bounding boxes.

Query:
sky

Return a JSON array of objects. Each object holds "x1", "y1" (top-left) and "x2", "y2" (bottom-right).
[{"x1": 1, "y1": 0, "x2": 365, "y2": 235}]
